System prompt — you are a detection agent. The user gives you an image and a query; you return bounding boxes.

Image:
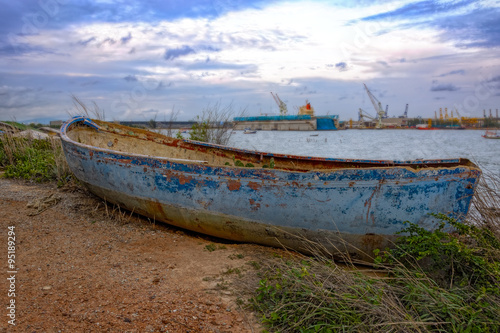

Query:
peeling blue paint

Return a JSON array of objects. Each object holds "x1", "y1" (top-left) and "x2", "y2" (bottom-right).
[{"x1": 61, "y1": 117, "x2": 481, "y2": 248}]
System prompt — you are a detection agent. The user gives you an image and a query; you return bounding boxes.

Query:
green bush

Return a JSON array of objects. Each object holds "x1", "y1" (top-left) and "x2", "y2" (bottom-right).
[
  {"x1": 189, "y1": 116, "x2": 210, "y2": 142},
  {"x1": 4, "y1": 146, "x2": 56, "y2": 182},
  {"x1": 251, "y1": 214, "x2": 500, "y2": 332},
  {"x1": 379, "y1": 213, "x2": 500, "y2": 292},
  {"x1": 0, "y1": 136, "x2": 71, "y2": 183}
]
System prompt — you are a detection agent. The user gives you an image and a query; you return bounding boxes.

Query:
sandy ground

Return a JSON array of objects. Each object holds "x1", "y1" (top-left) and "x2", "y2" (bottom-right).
[{"x1": 0, "y1": 177, "x2": 277, "y2": 332}]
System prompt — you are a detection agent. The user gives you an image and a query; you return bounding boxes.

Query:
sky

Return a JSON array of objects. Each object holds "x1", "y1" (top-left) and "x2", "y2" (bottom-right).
[{"x1": 0, "y1": 0, "x2": 499, "y2": 123}]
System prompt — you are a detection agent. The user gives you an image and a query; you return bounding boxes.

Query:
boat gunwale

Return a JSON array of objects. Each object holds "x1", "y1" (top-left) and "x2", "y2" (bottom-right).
[
  {"x1": 60, "y1": 116, "x2": 210, "y2": 165},
  {"x1": 60, "y1": 116, "x2": 477, "y2": 170}
]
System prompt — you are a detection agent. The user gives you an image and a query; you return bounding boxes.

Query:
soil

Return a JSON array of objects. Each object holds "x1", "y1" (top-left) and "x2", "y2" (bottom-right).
[{"x1": 0, "y1": 177, "x2": 280, "y2": 332}]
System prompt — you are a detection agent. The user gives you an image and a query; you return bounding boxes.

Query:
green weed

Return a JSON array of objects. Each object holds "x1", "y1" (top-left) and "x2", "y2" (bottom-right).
[
  {"x1": 250, "y1": 213, "x2": 500, "y2": 332},
  {"x1": 0, "y1": 135, "x2": 71, "y2": 183},
  {"x1": 377, "y1": 213, "x2": 500, "y2": 292}
]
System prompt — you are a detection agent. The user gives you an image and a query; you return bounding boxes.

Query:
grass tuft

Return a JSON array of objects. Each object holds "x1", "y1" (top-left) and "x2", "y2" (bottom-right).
[{"x1": 0, "y1": 131, "x2": 71, "y2": 183}]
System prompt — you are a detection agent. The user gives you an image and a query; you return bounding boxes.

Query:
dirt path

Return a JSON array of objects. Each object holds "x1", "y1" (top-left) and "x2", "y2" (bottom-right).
[{"x1": 0, "y1": 178, "x2": 272, "y2": 332}]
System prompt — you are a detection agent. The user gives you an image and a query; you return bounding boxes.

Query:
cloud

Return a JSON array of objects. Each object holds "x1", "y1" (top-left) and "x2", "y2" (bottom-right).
[
  {"x1": 123, "y1": 75, "x2": 138, "y2": 82},
  {"x1": 156, "y1": 81, "x2": 174, "y2": 90},
  {"x1": 0, "y1": 40, "x2": 44, "y2": 56},
  {"x1": 80, "y1": 80, "x2": 100, "y2": 87},
  {"x1": 294, "y1": 85, "x2": 317, "y2": 95},
  {"x1": 185, "y1": 60, "x2": 254, "y2": 71},
  {"x1": 335, "y1": 62, "x2": 348, "y2": 72},
  {"x1": 359, "y1": 1, "x2": 500, "y2": 49},
  {"x1": 482, "y1": 74, "x2": 500, "y2": 95},
  {"x1": 438, "y1": 69, "x2": 465, "y2": 77},
  {"x1": 141, "y1": 108, "x2": 159, "y2": 115},
  {"x1": 164, "y1": 45, "x2": 196, "y2": 60},
  {"x1": 486, "y1": 75, "x2": 500, "y2": 83},
  {"x1": 200, "y1": 45, "x2": 221, "y2": 52},
  {"x1": 361, "y1": 0, "x2": 474, "y2": 21},
  {"x1": 98, "y1": 38, "x2": 116, "y2": 47},
  {"x1": 0, "y1": 85, "x2": 42, "y2": 109},
  {"x1": 78, "y1": 37, "x2": 96, "y2": 46},
  {"x1": 120, "y1": 32, "x2": 132, "y2": 44},
  {"x1": 430, "y1": 83, "x2": 460, "y2": 92},
  {"x1": 436, "y1": 8, "x2": 500, "y2": 48}
]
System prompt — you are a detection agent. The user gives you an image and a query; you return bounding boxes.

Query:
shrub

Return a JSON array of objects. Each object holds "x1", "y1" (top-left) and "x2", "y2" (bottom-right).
[
  {"x1": 0, "y1": 134, "x2": 71, "y2": 183},
  {"x1": 379, "y1": 213, "x2": 500, "y2": 292}
]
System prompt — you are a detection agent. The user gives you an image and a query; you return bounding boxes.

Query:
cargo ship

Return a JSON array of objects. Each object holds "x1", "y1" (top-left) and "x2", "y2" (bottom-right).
[{"x1": 234, "y1": 99, "x2": 339, "y2": 131}]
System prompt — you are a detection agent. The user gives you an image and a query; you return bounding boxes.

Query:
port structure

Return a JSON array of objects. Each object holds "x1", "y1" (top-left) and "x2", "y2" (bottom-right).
[
  {"x1": 270, "y1": 92, "x2": 288, "y2": 116},
  {"x1": 362, "y1": 83, "x2": 386, "y2": 128}
]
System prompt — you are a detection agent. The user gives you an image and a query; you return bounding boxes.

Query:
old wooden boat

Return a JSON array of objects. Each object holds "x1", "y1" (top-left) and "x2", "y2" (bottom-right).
[{"x1": 61, "y1": 116, "x2": 481, "y2": 262}]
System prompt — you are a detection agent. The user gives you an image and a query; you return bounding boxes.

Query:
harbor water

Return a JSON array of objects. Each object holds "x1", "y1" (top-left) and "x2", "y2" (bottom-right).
[
  {"x1": 226, "y1": 129, "x2": 500, "y2": 177},
  {"x1": 169, "y1": 129, "x2": 499, "y2": 177}
]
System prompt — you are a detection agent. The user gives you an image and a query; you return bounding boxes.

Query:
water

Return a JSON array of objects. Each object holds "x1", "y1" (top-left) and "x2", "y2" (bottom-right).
[
  {"x1": 225, "y1": 129, "x2": 500, "y2": 176},
  {"x1": 168, "y1": 129, "x2": 499, "y2": 176}
]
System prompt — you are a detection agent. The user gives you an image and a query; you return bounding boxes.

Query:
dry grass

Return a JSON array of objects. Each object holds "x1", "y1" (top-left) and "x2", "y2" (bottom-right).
[
  {"x1": 0, "y1": 130, "x2": 70, "y2": 183},
  {"x1": 69, "y1": 94, "x2": 106, "y2": 120},
  {"x1": 190, "y1": 101, "x2": 247, "y2": 145},
  {"x1": 468, "y1": 171, "x2": 500, "y2": 238}
]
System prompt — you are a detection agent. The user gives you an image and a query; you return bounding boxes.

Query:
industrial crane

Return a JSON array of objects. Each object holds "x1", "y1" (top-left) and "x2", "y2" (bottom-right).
[
  {"x1": 358, "y1": 108, "x2": 378, "y2": 126},
  {"x1": 401, "y1": 104, "x2": 408, "y2": 118},
  {"x1": 270, "y1": 92, "x2": 288, "y2": 116},
  {"x1": 363, "y1": 83, "x2": 385, "y2": 128},
  {"x1": 454, "y1": 107, "x2": 463, "y2": 127}
]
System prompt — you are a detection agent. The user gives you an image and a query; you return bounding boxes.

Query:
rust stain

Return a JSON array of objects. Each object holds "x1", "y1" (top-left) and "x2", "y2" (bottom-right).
[
  {"x1": 247, "y1": 181, "x2": 262, "y2": 190},
  {"x1": 145, "y1": 200, "x2": 166, "y2": 220},
  {"x1": 227, "y1": 180, "x2": 241, "y2": 191},
  {"x1": 364, "y1": 181, "x2": 384, "y2": 223},
  {"x1": 249, "y1": 199, "x2": 261, "y2": 211},
  {"x1": 348, "y1": 181, "x2": 355, "y2": 187},
  {"x1": 177, "y1": 174, "x2": 193, "y2": 185},
  {"x1": 162, "y1": 170, "x2": 175, "y2": 182}
]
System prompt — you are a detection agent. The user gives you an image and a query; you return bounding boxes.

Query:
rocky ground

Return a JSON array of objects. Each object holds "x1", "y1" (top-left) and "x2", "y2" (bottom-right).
[{"x1": 0, "y1": 177, "x2": 281, "y2": 332}]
